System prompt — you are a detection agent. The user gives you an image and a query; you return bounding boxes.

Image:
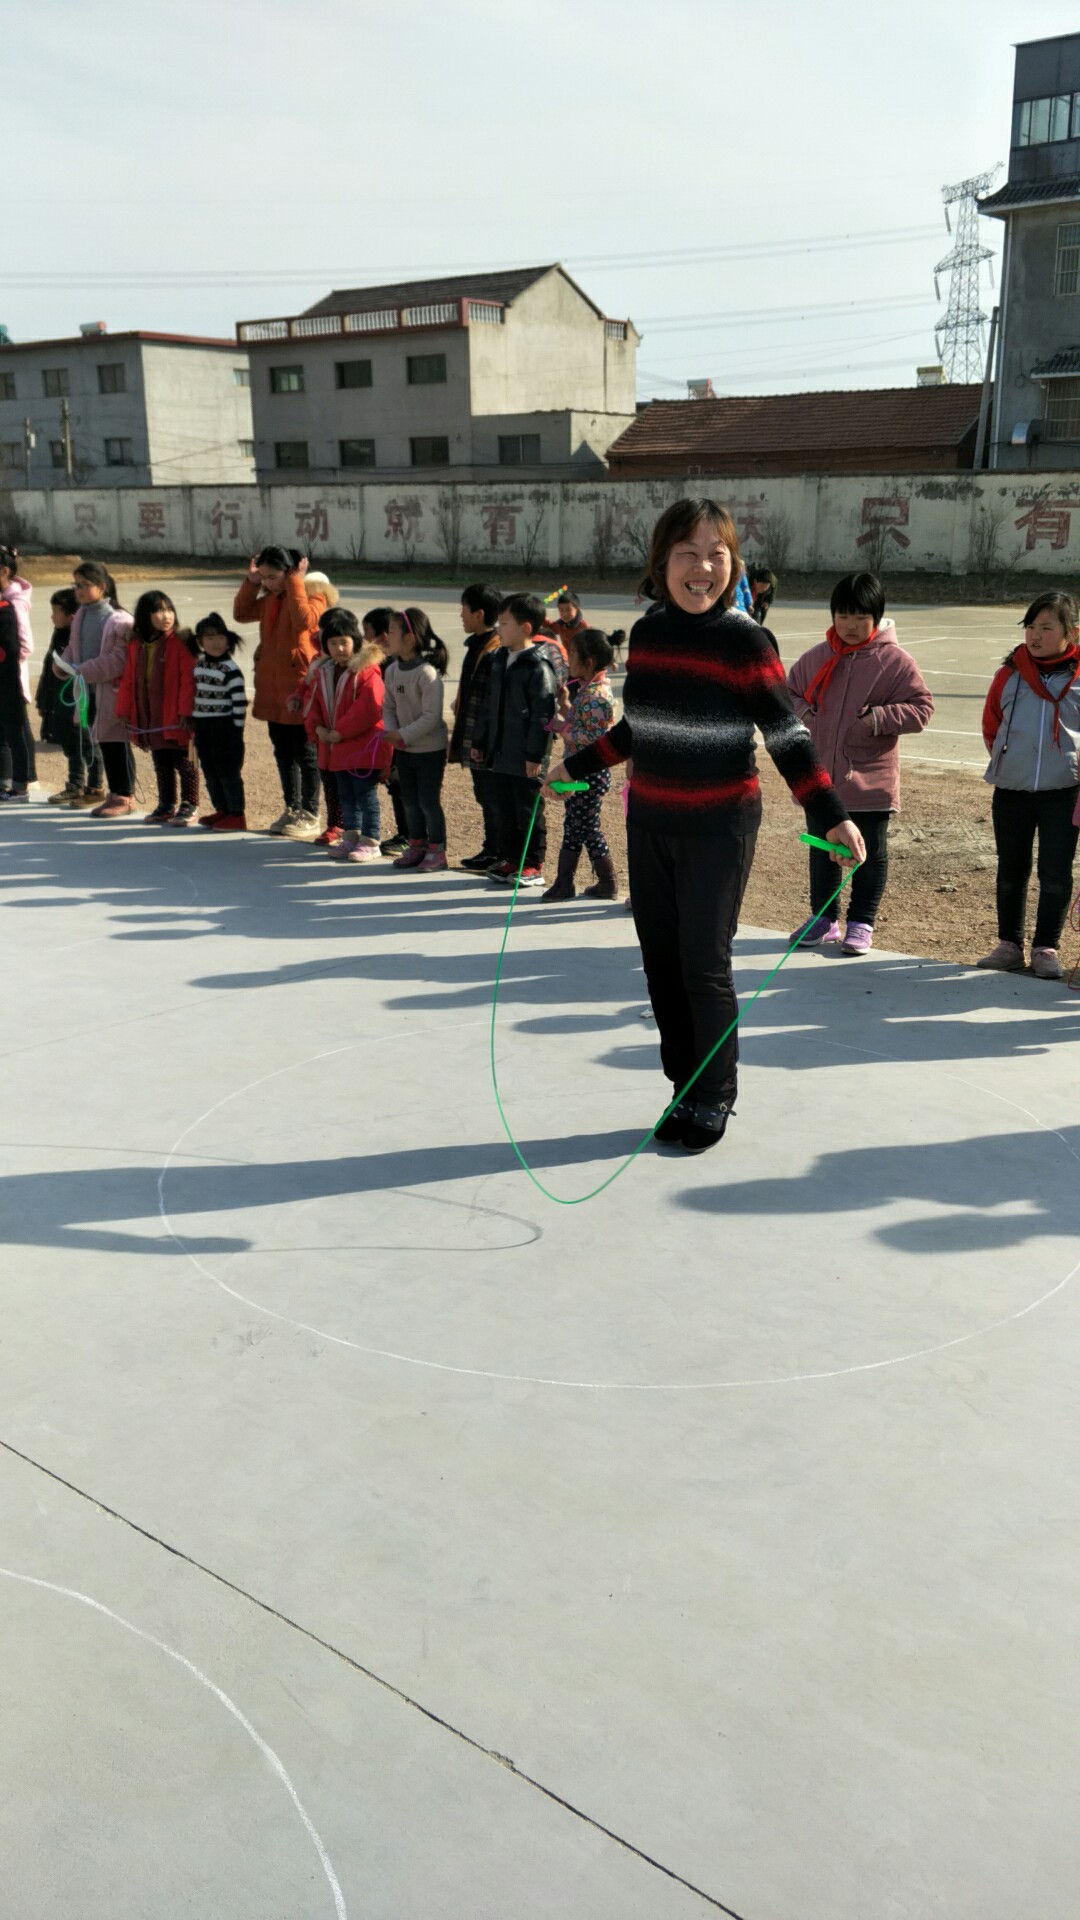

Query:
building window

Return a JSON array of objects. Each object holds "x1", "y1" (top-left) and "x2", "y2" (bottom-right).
[
  {"x1": 104, "y1": 437, "x2": 134, "y2": 465},
  {"x1": 1014, "y1": 91, "x2": 1080, "y2": 147},
  {"x1": 274, "y1": 440, "x2": 309, "y2": 468},
  {"x1": 498, "y1": 433, "x2": 542, "y2": 466},
  {"x1": 410, "y1": 436, "x2": 450, "y2": 466},
  {"x1": 0, "y1": 373, "x2": 14, "y2": 401},
  {"x1": 50, "y1": 440, "x2": 66, "y2": 467},
  {"x1": 407, "y1": 353, "x2": 447, "y2": 385},
  {"x1": 336, "y1": 359, "x2": 373, "y2": 389},
  {"x1": 43, "y1": 369, "x2": 69, "y2": 397},
  {"x1": 0, "y1": 442, "x2": 22, "y2": 469},
  {"x1": 233, "y1": 367, "x2": 251, "y2": 386},
  {"x1": 1043, "y1": 377, "x2": 1080, "y2": 442},
  {"x1": 238, "y1": 439, "x2": 255, "y2": 457},
  {"x1": 1054, "y1": 223, "x2": 1080, "y2": 296},
  {"x1": 339, "y1": 438, "x2": 376, "y2": 467},
  {"x1": 97, "y1": 364, "x2": 126, "y2": 394},
  {"x1": 269, "y1": 365, "x2": 304, "y2": 394}
]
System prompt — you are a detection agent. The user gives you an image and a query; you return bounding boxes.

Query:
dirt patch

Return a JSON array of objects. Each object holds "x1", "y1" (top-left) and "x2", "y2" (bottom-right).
[{"x1": 33, "y1": 725, "x2": 1047, "y2": 972}]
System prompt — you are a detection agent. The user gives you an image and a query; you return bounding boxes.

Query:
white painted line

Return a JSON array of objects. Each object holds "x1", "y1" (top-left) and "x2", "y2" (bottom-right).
[
  {"x1": 922, "y1": 728, "x2": 984, "y2": 738},
  {"x1": 0, "y1": 1567, "x2": 348, "y2": 1918},
  {"x1": 903, "y1": 754, "x2": 987, "y2": 769}
]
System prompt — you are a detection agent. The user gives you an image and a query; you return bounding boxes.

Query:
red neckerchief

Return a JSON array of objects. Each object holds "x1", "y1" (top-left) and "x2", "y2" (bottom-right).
[
  {"x1": 1012, "y1": 642, "x2": 1080, "y2": 745},
  {"x1": 802, "y1": 625, "x2": 877, "y2": 710}
]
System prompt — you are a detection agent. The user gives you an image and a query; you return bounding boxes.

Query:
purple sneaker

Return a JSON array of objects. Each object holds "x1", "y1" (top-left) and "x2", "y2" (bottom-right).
[
  {"x1": 792, "y1": 913, "x2": 839, "y2": 948},
  {"x1": 840, "y1": 921, "x2": 874, "y2": 956}
]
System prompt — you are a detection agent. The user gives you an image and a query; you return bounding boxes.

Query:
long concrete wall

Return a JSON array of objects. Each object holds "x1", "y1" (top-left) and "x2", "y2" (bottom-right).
[{"x1": 4, "y1": 473, "x2": 1080, "y2": 577}]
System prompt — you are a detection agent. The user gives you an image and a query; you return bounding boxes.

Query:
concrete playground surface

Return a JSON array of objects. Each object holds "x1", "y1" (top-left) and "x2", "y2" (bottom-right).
[{"x1": 2, "y1": 791, "x2": 1079, "y2": 1918}]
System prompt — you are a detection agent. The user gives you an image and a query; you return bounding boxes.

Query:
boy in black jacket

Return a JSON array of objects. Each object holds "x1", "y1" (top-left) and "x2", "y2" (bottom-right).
[{"x1": 472, "y1": 592, "x2": 557, "y2": 886}]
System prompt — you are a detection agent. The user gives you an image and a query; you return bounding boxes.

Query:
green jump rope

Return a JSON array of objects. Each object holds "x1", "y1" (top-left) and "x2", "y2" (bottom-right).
[{"x1": 489, "y1": 791, "x2": 860, "y2": 1205}]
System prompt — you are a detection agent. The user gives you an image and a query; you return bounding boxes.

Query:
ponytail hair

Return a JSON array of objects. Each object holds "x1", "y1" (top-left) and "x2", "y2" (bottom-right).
[
  {"x1": 74, "y1": 559, "x2": 123, "y2": 611},
  {"x1": 0, "y1": 543, "x2": 19, "y2": 579},
  {"x1": 400, "y1": 605, "x2": 448, "y2": 675}
]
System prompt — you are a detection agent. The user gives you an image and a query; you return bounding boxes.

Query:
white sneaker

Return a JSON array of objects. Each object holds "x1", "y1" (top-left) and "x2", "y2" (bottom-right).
[
  {"x1": 268, "y1": 807, "x2": 297, "y2": 836},
  {"x1": 281, "y1": 810, "x2": 321, "y2": 842}
]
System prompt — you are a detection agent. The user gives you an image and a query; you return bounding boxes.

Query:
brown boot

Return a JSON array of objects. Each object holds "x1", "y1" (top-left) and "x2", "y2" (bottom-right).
[
  {"x1": 583, "y1": 853, "x2": 618, "y2": 900},
  {"x1": 542, "y1": 848, "x2": 580, "y2": 902}
]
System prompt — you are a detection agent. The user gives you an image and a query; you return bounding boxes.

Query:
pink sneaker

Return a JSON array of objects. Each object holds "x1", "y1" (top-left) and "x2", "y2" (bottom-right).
[
  {"x1": 346, "y1": 838, "x2": 382, "y2": 864},
  {"x1": 393, "y1": 840, "x2": 428, "y2": 869},
  {"x1": 329, "y1": 832, "x2": 360, "y2": 860},
  {"x1": 840, "y1": 921, "x2": 874, "y2": 956},
  {"x1": 976, "y1": 940, "x2": 1025, "y2": 972},
  {"x1": 418, "y1": 844, "x2": 448, "y2": 872}
]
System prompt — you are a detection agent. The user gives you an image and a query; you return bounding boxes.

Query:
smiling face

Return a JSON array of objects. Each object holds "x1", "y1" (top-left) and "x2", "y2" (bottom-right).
[
  {"x1": 663, "y1": 520, "x2": 733, "y2": 614},
  {"x1": 1024, "y1": 607, "x2": 1077, "y2": 660}
]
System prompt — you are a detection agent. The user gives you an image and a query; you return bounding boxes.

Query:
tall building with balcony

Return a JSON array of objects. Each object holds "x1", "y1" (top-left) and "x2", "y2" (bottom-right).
[
  {"x1": 981, "y1": 33, "x2": 1080, "y2": 468},
  {"x1": 237, "y1": 265, "x2": 638, "y2": 483}
]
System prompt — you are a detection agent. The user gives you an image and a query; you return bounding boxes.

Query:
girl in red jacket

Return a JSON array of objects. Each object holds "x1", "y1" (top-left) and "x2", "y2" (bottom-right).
[
  {"x1": 305, "y1": 607, "x2": 392, "y2": 864},
  {"x1": 115, "y1": 591, "x2": 199, "y2": 826}
]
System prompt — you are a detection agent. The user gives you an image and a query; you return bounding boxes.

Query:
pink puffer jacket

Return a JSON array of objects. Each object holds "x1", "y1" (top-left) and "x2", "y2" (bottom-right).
[
  {"x1": 65, "y1": 603, "x2": 136, "y2": 744},
  {"x1": 787, "y1": 620, "x2": 933, "y2": 812}
]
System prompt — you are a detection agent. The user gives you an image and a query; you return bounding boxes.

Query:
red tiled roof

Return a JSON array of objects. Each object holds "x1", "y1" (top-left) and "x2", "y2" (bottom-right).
[
  {"x1": 608, "y1": 386, "x2": 983, "y2": 467},
  {"x1": 304, "y1": 265, "x2": 556, "y2": 318}
]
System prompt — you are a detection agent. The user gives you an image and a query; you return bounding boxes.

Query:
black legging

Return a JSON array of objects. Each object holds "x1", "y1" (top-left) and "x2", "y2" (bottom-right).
[
  {"x1": 99, "y1": 741, "x2": 135, "y2": 798},
  {"x1": 0, "y1": 638, "x2": 35, "y2": 787},
  {"x1": 992, "y1": 785, "x2": 1079, "y2": 949},
  {"x1": 267, "y1": 721, "x2": 319, "y2": 814},
  {"x1": 809, "y1": 808, "x2": 890, "y2": 927},
  {"x1": 629, "y1": 821, "x2": 757, "y2": 1109}
]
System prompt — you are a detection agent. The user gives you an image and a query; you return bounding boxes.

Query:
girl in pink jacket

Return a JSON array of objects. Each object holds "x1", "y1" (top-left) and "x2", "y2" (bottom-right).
[{"x1": 787, "y1": 572, "x2": 933, "y2": 955}]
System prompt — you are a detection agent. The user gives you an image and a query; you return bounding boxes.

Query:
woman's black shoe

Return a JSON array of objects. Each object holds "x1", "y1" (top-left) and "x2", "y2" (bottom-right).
[
  {"x1": 653, "y1": 1099, "x2": 693, "y2": 1145},
  {"x1": 460, "y1": 848, "x2": 496, "y2": 871},
  {"x1": 680, "y1": 1102, "x2": 733, "y2": 1153}
]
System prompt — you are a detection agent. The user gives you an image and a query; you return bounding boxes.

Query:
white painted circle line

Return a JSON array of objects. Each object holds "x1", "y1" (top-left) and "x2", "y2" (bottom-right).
[
  {"x1": 158, "y1": 1022, "x2": 1080, "y2": 1393},
  {"x1": 0, "y1": 1566, "x2": 348, "y2": 1919}
]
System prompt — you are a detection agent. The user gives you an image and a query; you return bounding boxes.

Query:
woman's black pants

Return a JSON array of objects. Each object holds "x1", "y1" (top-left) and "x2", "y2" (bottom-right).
[
  {"x1": 267, "y1": 721, "x2": 319, "y2": 814},
  {"x1": 629, "y1": 821, "x2": 758, "y2": 1109},
  {"x1": 992, "y1": 785, "x2": 1079, "y2": 949}
]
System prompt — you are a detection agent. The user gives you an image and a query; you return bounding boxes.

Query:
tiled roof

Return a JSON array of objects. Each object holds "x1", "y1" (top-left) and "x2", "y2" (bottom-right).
[
  {"x1": 304, "y1": 265, "x2": 556, "y2": 318},
  {"x1": 608, "y1": 386, "x2": 984, "y2": 465},
  {"x1": 980, "y1": 176, "x2": 1080, "y2": 212},
  {"x1": 1031, "y1": 347, "x2": 1080, "y2": 377},
  {"x1": 0, "y1": 331, "x2": 238, "y2": 353}
]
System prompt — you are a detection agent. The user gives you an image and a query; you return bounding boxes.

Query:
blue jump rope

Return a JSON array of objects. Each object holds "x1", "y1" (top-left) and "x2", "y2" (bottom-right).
[{"x1": 489, "y1": 785, "x2": 859, "y2": 1205}]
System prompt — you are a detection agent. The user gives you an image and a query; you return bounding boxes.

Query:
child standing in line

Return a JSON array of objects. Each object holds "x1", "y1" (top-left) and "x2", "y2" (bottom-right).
[
  {"x1": 0, "y1": 544, "x2": 33, "y2": 700},
  {"x1": 450, "y1": 583, "x2": 502, "y2": 870},
  {"x1": 307, "y1": 607, "x2": 391, "y2": 865},
  {"x1": 38, "y1": 588, "x2": 106, "y2": 806},
  {"x1": 115, "y1": 590, "x2": 199, "y2": 826},
  {"x1": 187, "y1": 613, "x2": 247, "y2": 831},
  {"x1": 787, "y1": 571, "x2": 933, "y2": 955},
  {"x1": 382, "y1": 608, "x2": 450, "y2": 871},
  {"x1": 473, "y1": 592, "x2": 558, "y2": 889},
  {"x1": 542, "y1": 628, "x2": 618, "y2": 902},
  {"x1": 977, "y1": 589, "x2": 1080, "y2": 980},
  {"x1": 550, "y1": 590, "x2": 589, "y2": 654},
  {"x1": 0, "y1": 577, "x2": 35, "y2": 803},
  {"x1": 363, "y1": 606, "x2": 409, "y2": 857},
  {"x1": 60, "y1": 562, "x2": 136, "y2": 818}
]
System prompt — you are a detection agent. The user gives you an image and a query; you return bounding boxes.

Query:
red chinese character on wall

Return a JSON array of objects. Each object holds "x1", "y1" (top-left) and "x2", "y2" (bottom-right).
[
  {"x1": 727, "y1": 500, "x2": 766, "y2": 545},
  {"x1": 1014, "y1": 498, "x2": 1080, "y2": 551},
  {"x1": 856, "y1": 497, "x2": 911, "y2": 549},
  {"x1": 74, "y1": 503, "x2": 98, "y2": 533},
  {"x1": 295, "y1": 500, "x2": 329, "y2": 543},
  {"x1": 482, "y1": 502, "x2": 517, "y2": 548},
  {"x1": 137, "y1": 501, "x2": 165, "y2": 538},
  {"x1": 384, "y1": 497, "x2": 423, "y2": 542},
  {"x1": 210, "y1": 500, "x2": 242, "y2": 540}
]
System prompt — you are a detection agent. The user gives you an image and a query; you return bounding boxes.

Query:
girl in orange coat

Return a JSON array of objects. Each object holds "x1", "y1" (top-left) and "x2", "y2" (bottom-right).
[
  {"x1": 114, "y1": 591, "x2": 199, "y2": 826},
  {"x1": 232, "y1": 546, "x2": 328, "y2": 837}
]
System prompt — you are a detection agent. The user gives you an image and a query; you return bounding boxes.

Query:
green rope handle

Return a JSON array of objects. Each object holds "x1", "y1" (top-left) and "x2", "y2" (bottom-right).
[
  {"x1": 489, "y1": 800, "x2": 859, "y2": 1204},
  {"x1": 57, "y1": 668, "x2": 90, "y2": 732}
]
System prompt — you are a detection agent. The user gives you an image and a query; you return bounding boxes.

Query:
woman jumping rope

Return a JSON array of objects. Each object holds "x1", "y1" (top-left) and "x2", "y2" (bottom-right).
[{"x1": 547, "y1": 498, "x2": 865, "y2": 1153}]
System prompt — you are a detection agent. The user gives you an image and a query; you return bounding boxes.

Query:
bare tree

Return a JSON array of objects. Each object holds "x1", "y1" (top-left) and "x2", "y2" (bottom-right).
[
  {"x1": 517, "y1": 495, "x2": 548, "y2": 575},
  {"x1": 435, "y1": 488, "x2": 463, "y2": 571},
  {"x1": 758, "y1": 508, "x2": 794, "y2": 572}
]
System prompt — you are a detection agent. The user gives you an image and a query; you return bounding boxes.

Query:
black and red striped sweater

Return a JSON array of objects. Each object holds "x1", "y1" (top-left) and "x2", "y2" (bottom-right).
[{"x1": 564, "y1": 601, "x2": 848, "y2": 837}]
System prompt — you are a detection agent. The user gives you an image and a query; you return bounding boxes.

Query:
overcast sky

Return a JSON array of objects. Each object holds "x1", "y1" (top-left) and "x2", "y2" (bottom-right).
[{"x1": 9, "y1": 0, "x2": 1080, "y2": 398}]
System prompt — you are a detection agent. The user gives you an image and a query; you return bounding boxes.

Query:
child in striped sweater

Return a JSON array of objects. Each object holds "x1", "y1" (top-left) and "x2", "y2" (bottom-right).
[
  {"x1": 547, "y1": 497, "x2": 864, "y2": 1153},
  {"x1": 189, "y1": 613, "x2": 248, "y2": 830}
]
